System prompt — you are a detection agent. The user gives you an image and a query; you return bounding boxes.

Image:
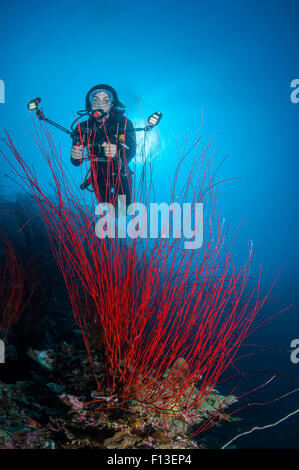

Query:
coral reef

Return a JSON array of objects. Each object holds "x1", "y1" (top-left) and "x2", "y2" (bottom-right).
[{"x1": 0, "y1": 328, "x2": 237, "y2": 449}]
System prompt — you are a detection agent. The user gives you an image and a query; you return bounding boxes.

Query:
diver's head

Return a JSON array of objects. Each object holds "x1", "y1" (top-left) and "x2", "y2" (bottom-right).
[
  {"x1": 85, "y1": 84, "x2": 126, "y2": 117},
  {"x1": 90, "y1": 90, "x2": 113, "y2": 117}
]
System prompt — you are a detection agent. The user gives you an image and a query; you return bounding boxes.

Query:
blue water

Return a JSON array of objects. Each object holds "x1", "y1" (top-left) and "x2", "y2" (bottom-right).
[{"x1": 0, "y1": 0, "x2": 298, "y2": 448}]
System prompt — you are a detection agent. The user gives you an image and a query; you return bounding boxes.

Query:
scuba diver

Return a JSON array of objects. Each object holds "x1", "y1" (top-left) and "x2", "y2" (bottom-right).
[
  {"x1": 25, "y1": 89, "x2": 162, "y2": 371},
  {"x1": 70, "y1": 84, "x2": 136, "y2": 207},
  {"x1": 27, "y1": 89, "x2": 162, "y2": 212}
]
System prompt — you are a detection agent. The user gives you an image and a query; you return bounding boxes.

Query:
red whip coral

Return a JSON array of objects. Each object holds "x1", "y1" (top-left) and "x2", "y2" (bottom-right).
[
  {"x1": 0, "y1": 121, "x2": 271, "y2": 434},
  {"x1": 0, "y1": 236, "x2": 33, "y2": 337}
]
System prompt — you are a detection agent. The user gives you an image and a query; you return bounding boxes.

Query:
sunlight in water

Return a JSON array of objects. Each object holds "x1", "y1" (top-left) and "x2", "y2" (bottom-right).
[{"x1": 133, "y1": 120, "x2": 164, "y2": 165}]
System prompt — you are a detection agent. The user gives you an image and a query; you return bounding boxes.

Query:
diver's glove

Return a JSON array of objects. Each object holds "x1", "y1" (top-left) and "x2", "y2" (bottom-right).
[
  {"x1": 70, "y1": 144, "x2": 84, "y2": 161},
  {"x1": 102, "y1": 142, "x2": 117, "y2": 158}
]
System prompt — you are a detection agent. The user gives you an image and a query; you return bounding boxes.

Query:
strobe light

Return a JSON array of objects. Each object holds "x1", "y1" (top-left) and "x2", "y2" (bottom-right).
[
  {"x1": 27, "y1": 97, "x2": 41, "y2": 111},
  {"x1": 147, "y1": 111, "x2": 162, "y2": 128}
]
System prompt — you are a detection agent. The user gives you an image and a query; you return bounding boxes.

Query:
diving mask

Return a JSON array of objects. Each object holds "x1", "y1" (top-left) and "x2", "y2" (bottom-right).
[{"x1": 89, "y1": 89, "x2": 113, "y2": 108}]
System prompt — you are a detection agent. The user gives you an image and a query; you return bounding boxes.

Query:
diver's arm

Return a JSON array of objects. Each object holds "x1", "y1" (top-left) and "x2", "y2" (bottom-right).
[
  {"x1": 70, "y1": 144, "x2": 84, "y2": 166},
  {"x1": 70, "y1": 124, "x2": 85, "y2": 166},
  {"x1": 120, "y1": 118, "x2": 136, "y2": 165}
]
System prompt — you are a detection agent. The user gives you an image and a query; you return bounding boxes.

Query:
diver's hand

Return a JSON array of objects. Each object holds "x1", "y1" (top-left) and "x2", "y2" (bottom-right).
[
  {"x1": 102, "y1": 142, "x2": 117, "y2": 158},
  {"x1": 70, "y1": 145, "x2": 84, "y2": 160}
]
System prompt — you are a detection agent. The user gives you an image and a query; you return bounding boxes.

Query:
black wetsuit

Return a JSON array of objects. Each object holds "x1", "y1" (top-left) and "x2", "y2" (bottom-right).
[{"x1": 71, "y1": 111, "x2": 136, "y2": 205}]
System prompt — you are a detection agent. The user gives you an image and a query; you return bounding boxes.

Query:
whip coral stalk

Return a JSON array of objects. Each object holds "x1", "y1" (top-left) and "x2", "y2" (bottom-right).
[
  {"x1": 0, "y1": 237, "x2": 32, "y2": 337},
  {"x1": 0, "y1": 120, "x2": 271, "y2": 434}
]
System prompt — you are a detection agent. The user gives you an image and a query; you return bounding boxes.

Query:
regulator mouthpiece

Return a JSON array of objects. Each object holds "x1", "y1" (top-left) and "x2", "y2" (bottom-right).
[{"x1": 91, "y1": 109, "x2": 107, "y2": 119}]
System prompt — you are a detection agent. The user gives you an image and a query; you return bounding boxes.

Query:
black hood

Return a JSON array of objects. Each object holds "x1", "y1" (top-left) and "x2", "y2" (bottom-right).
[{"x1": 85, "y1": 84, "x2": 126, "y2": 112}]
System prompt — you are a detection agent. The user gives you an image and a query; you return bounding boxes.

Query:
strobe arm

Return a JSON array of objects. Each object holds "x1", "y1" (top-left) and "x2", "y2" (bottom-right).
[
  {"x1": 27, "y1": 98, "x2": 163, "y2": 137},
  {"x1": 27, "y1": 97, "x2": 72, "y2": 135}
]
